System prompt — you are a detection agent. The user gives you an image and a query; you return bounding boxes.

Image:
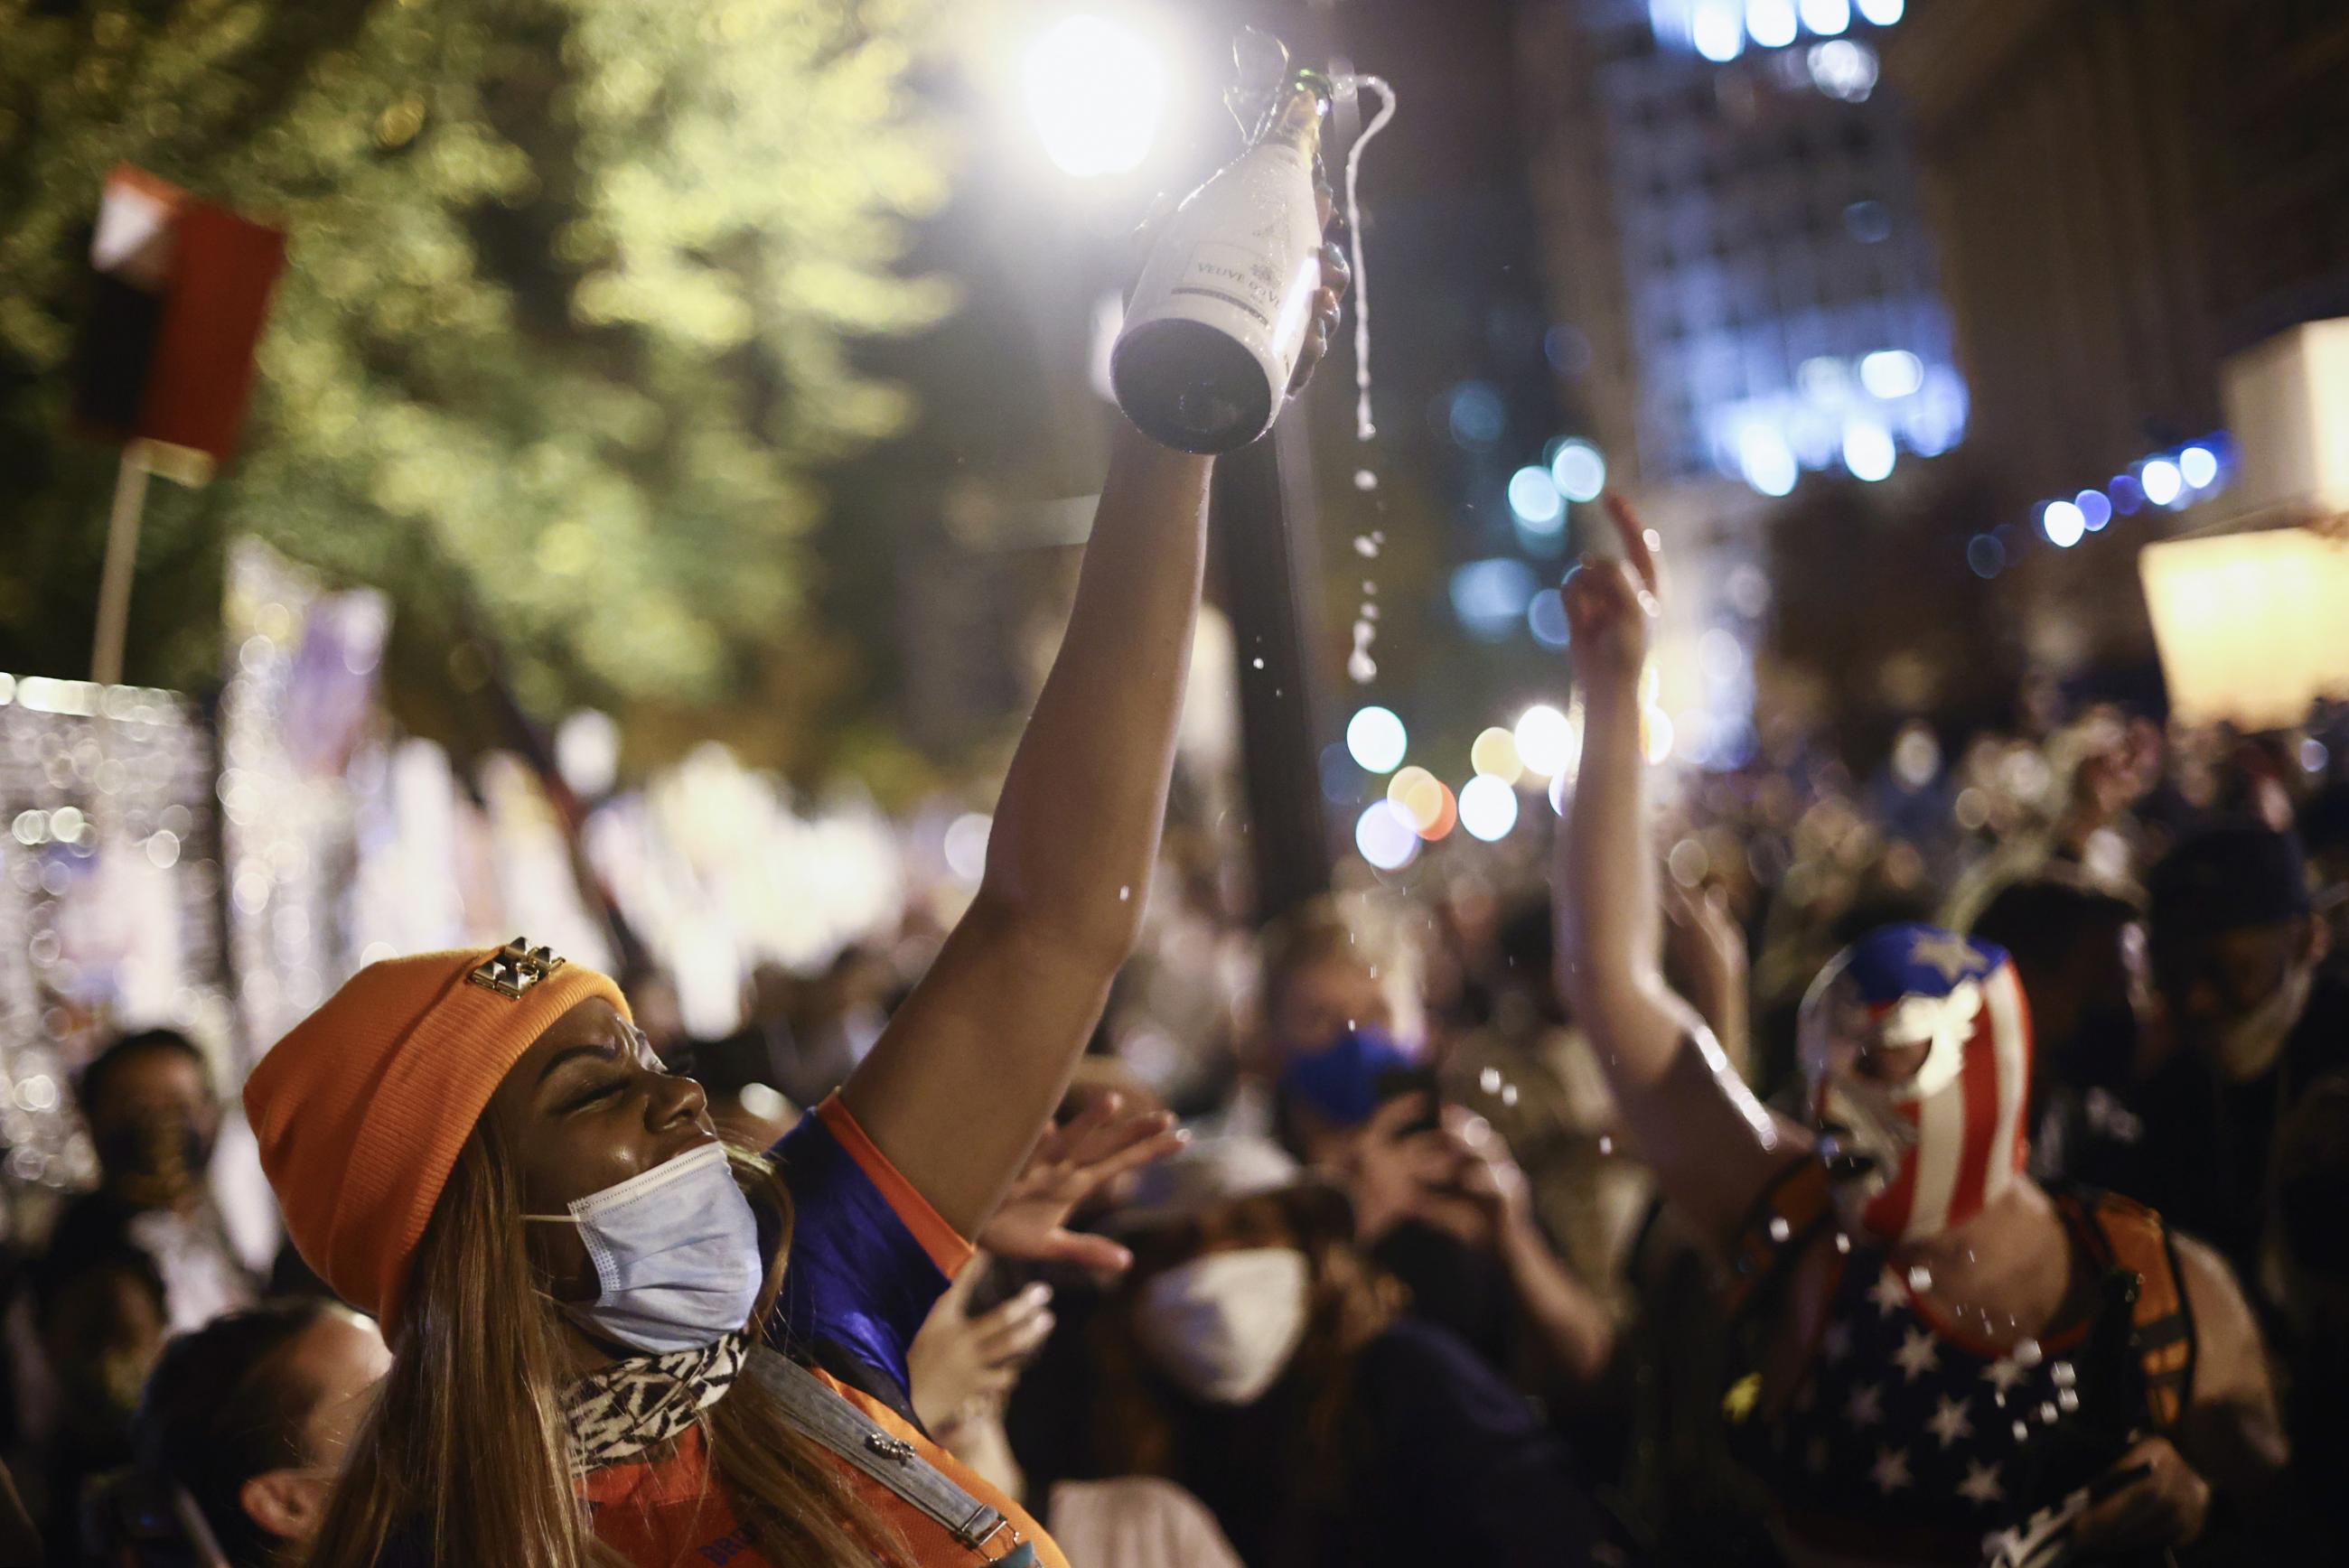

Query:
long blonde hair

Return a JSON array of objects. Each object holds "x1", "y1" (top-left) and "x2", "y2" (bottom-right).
[{"x1": 302, "y1": 1122, "x2": 900, "y2": 1568}]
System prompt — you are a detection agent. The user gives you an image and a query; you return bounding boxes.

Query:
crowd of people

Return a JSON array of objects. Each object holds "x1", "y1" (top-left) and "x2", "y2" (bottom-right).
[{"x1": 5, "y1": 272, "x2": 2349, "y2": 1566}]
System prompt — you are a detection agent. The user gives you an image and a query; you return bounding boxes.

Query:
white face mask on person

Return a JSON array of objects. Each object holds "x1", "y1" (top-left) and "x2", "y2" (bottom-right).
[
  {"x1": 2213, "y1": 961, "x2": 2315, "y2": 1082},
  {"x1": 526, "y1": 1143, "x2": 763, "y2": 1354},
  {"x1": 1132, "y1": 1247, "x2": 1311, "y2": 1405}
]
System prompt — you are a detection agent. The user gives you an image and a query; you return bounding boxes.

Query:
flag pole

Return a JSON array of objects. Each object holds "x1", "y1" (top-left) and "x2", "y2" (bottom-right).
[{"x1": 89, "y1": 441, "x2": 153, "y2": 688}]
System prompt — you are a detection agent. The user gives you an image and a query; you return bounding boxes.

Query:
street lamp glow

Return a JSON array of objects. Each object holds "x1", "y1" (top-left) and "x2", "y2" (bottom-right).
[
  {"x1": 1025, "y1": 15, "x2": 1166, "y2": 178},
  {"x1": 1459, "y1": 776, "x2": 1520, "y2": 842},
  {"x1": 1346, "y1": 705, "x2": 1408, "y2": 774}
]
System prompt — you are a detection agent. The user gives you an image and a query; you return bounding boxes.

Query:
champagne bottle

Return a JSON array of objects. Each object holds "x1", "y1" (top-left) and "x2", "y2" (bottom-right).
[{"x1": 1112, "y1": 51, "x2": 1329, "y2": 454}]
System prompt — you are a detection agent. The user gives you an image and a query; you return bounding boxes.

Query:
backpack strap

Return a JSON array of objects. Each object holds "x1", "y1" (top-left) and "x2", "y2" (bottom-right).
[
  {"x1": 1724, "y1": 1154, "x2": 1840, "y2": 1319},
  {"x1": 743, "y1": 1347, "x2": 1033, "y2": 1563},
  {"x1": 2066, "y1": 1189, "x2": 2196, "y2": 1433}
]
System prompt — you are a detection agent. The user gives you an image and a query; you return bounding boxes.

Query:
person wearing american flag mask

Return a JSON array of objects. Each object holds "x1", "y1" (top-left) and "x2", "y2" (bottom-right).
[{"x1": 1551, "y1": 496, "x2": 2288, "y2": 1567}]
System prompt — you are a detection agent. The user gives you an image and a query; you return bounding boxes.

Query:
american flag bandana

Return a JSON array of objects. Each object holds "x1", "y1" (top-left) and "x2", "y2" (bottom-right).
[{"x1": 1801, "y1": 925, "x2": 2034, "y2": 1245}]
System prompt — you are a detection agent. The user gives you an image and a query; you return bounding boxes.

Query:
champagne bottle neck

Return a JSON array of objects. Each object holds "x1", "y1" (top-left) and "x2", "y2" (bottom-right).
[{"x1": 1256, "y1": 83, "x2": 1326, "y2": 159}]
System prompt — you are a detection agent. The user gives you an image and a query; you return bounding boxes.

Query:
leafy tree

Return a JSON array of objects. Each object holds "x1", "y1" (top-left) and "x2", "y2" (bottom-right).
[{"x1": 0, "y1": 0, "x2": 954, "y2": 742}]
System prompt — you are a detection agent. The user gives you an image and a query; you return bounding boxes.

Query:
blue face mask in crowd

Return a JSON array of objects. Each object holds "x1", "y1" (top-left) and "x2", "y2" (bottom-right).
[
  {"x1": 526, "y1": 1142, "x2": 764, "y2": 1354},
  {"x1": 1278, "y1": 1025, "x2": 1418, "y2": 1127}
]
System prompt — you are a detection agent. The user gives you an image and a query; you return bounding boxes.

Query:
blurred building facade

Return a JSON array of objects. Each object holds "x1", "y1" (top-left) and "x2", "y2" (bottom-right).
[
  {"x1": 1511, "y1": 0, "x2": 1966, "y2": 757},
  {"x1": 1883, "y1": 0, "x2": 2349, "y2": 517},
  {"x1": 1518, "y1": 0, "x2": 1957, "y2": 498},
  {"x1": 1879, "y1": 0, "x2": 2349, "y2": 514}
]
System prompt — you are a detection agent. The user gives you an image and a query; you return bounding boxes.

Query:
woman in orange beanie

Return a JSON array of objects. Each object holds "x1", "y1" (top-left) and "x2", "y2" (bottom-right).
[{"x1": 241, "y1": 240, "x2": 1349, "y2": 1568}]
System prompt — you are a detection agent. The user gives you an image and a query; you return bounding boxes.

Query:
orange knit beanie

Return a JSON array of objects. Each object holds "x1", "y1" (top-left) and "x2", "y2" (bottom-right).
[{"x1": 243, "y1": 940, "x2": 629, "y2": 1332}]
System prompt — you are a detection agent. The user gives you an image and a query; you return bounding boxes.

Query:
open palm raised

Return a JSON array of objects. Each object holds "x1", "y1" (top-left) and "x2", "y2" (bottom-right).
[{"x1": 978, "y1": 1094, "x2": 1188, "y2": 1274}]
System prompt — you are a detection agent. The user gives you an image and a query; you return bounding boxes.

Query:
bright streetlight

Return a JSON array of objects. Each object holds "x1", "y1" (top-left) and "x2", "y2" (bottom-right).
[{"x1": 1024, "y1": 14, "x2": 1167, "y2": 178}]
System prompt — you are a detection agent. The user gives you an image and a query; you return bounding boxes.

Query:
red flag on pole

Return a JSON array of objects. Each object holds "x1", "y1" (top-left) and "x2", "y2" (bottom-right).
[{"x1": 70, "y1": 165, "x2": 287, "y2": 477}]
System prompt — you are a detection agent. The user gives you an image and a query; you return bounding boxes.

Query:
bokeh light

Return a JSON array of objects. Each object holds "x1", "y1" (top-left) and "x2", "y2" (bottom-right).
[
  {"x1": 1459, "y1": 776, "x2": 1520, "y2": 842},
  {"x1": 1355, "y1": 800, "x2": 1420, "y2": 871},
  {"x1": 1856, "y1": 0, "x2": 1904, "y2": 23},
  {"x1": 1527, "y1": 589, "x2": 1572, "y2": 649},
  {"x1": 943, "y1": 813, "x2": 991, "y2": 883},
  {"x1": 1740, "y1": 426, "x2": 1798, "y2": 497},
  {"x1": 2042, "y1": 499, "x2": 2085, "y2": 547},
  {"x1": 1346, "y1": 705, "x2": 1408, "y2": 774},
  {"x1": 1418, "y1": 782, "x2": 1458, "y2": 842},
  {"x1": 1387, "y1": 766, "x2": 1445, "y2": 830},
  {"x1": 1858, "y1": 349, "x2": 1923, "y2": 399},
  {"x1": 1642, "y1": 708, "x2": 1676, "y2": 765},
  {"x1": 1513, "y1": 704, "x2": 1577, "y2": 777},
  {"x1": 1746, "y1": 0, "x2": 1799, "y2": 49},
  {"x1": 2140, "y1": 459, "x2": 2183, "y2": 507},
  {"x1": 1800, "y1": 0, "x2": 1851, "y2": 34},
  {"x1": 1024, "y1": 15, "x2": 1166, "y2": 179},
  {"x1": 1693, "y1": 0, "x2": 1745, "y2": 61},
  {"x1": 1842, "y1": 419, "x2": 1895, "y2": 482},
  {"x1": 1451, "y1": 558, "x2": 1539, "y2": 640},
  {"x1": 1447, "y1": 382, "x2": 1506, "y2": 446},
  {"x1": 2076, "y1": 489, "x2": 2113, "y2": 531},
  {"x1": 1471, "y1": 726, "x2": 1525, "y2": 784},
  {"x1": 1966, "y1": 534, "x2": 2005, "y2": 579},
  {"x1": 1549, "y1": 439, "x2": 1607, "y2": 502},
  {"x1": 1509, "y1": 465, "x2": 1564, "y2": 530},
  {"x1": 2178, "y1": 445, "x2": 2219, "y2": 489}
]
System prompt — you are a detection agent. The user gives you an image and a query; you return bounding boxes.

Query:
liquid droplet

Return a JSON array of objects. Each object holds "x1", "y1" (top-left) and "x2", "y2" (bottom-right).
[
  {"x1": 1118, "y1": 885, "x2": 1131, "y2": 901},
  {"x1": 1353, "y1": 535, "x2": 1380, "y2": 558},
  {"x1": 2012, "y1": 1338, "x2": 2043, "y2": 1367},
  {"x1": 2050, "y1": 1362, "x2": 2075, "y2": 1388},
  {"x1": 1597, "y1": 1135, "x2": 1614, "y2": 1156},
  {"x1": 1347, "y1": 649, "x2": 1378, "y2": 683},
  {"x1": 1769, "y1": 1216, "x2": 1792, "y2": 1243},
  {"x1": 1834, "y1": 1232, "x2": 1852, "y2": 1254},
  {"x1": 1906, "y1": 1265, "x2": 1933, "y2": 1293},
  {"x1": 1480, "y1": 1067, "x2": 1502, "y2": 1094},
  {"x1": 1341, "y1": 76, "x2": 1398, "y2": 443},
  {"x1": 1354, "y1": 469, "x2": 1379, "y2": 491},
  {"x1": 1361, "y1": 604, "x2": 1380, "y2": 621},
  {"x1": 2056, "y1": 1387, "x2": 2079, "y2": 1414},
  {"x1": 2011, "y1": 1420, "x2": 2028, "y2": 1442},
  {"x1": 1251, "y1": 657, "x2": 1265, "y2": 669},
  {"x1": 1500, "y1": 1083, "x2": 1519, "y2": 1107},
  {"x1": 2035, "y1": 1402, "x2": 2057, "y2": 1424}
]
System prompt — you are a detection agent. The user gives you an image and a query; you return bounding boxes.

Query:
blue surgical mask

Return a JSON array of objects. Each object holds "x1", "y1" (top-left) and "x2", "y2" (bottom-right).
[
  {"x1": 527, "y1": 1143, "x2": 763, "y2": 1354},
  {"x1": 1278, "y1": 1026, "x2": 1417, "y2": 1127}
]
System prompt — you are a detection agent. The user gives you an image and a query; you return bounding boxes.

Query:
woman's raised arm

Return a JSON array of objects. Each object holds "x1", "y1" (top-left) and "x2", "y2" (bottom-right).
[{"x1": 843, "y1": 243, "x2": 1348, "y2": 1240}]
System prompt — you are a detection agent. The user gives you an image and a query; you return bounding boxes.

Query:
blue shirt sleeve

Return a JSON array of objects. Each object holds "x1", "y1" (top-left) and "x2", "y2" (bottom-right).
[{"x1": 763, "y1": 1109, "x2": 954, "y2": 1398}]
